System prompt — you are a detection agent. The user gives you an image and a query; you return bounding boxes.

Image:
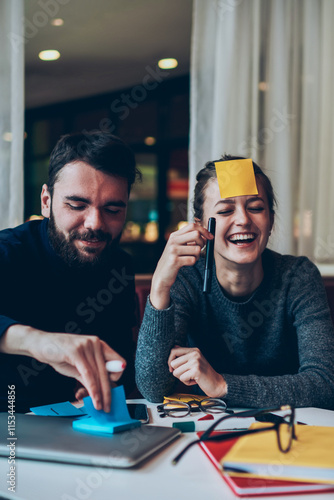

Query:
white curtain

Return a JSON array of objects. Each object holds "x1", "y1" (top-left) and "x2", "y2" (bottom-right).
[
  {"x1": 0, "y1": 0, "x2": 24, "y2": 230},
  {"x1": 190, "y1": 0, "x2": 334, "y2": 265}
]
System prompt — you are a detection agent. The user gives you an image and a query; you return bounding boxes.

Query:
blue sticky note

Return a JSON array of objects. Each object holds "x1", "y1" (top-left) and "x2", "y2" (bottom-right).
[
  {"x1": 72, "y1": 385, "x2": 141, "y2": 435},
  {"x1": 30, "y1": 401, "x2": 87, "y2": 417},
  {"x1": 72, "y1": 417, "x2": 140, "y2": 435}
]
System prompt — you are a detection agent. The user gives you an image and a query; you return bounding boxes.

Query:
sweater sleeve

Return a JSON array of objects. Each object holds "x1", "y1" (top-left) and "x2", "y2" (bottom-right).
[
  {"x1": 223, "y1": 258, "x2": 334, "y2": 409},
  {"x1": 135, "y1": 273, "x2": 196, "y2": 402},
  {"x1": 0, "y1": 247, "x2": 19, "y2": 338},
  {"x1": 135, "y1": 297, "x2": 178, "y2": 402}
]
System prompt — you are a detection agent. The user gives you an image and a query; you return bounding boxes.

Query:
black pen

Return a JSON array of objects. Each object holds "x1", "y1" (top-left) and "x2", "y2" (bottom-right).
[{"x1": 203, "y1": 217, "x2": 216, "y2": 293}]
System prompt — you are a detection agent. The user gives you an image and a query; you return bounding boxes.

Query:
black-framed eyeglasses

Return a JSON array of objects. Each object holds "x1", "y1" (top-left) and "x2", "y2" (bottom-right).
[
  {"x1": 157, "y1": 398, "x2": 229, "y2": 418},
  {"x1": 172, "y1": 405, "x2": 297, "y2": 465}
]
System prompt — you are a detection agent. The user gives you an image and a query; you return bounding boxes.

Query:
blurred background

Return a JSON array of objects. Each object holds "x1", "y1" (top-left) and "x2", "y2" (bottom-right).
[
  {"x1": 1, "y1": 0, "x2": 334, "y2": 275},
  {"x1": 23, "y1": 0, "x2": 192, "y2": 273}
]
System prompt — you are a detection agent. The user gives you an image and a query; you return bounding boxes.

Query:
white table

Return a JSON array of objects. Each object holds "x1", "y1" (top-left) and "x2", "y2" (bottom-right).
[{"x1": 0, "y1": 403, "x2": 333, "y2": 500}]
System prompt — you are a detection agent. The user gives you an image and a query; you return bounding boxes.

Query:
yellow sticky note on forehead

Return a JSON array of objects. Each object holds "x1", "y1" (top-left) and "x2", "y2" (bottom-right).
[{"x1": 214, "y1": 159, "x2": 258, "y2": 198}]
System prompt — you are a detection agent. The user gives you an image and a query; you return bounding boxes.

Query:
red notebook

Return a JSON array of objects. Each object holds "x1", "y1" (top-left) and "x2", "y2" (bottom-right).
[{"x1": 197, "y1": 432, "x2": 334, "y2": 497}]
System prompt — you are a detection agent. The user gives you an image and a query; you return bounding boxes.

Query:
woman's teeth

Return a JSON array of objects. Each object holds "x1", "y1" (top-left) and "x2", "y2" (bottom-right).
[{"x1": 229, "y1": 234, "x2": 256, "y2": 244}]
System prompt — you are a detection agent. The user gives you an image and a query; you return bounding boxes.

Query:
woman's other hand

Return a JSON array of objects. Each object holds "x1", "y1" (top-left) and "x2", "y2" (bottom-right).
[{"x1": 168, "y1": 346, "x2": 227, "y2": 398}]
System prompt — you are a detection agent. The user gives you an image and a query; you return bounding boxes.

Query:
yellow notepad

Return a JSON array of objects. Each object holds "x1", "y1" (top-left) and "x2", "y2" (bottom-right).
[{"x1": 221, "y1": 423, "x2": 334, "y2": 484}]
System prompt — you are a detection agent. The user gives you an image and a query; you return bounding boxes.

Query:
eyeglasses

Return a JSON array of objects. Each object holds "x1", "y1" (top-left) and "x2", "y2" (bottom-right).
[
  {"x1": 157, "y1": 398, "x2": 229, "y2": 418},
  {"x1": 172, "y1": 405, "x2": 296, "y2": 465}
]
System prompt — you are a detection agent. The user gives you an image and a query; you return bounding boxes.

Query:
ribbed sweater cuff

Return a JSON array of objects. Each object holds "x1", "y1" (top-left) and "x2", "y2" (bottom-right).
[{"x1": 223, "y1": 374, "x2": 255, "y2": 407}]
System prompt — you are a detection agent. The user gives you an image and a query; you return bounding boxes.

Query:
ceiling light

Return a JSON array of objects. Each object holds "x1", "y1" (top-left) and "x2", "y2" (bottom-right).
[
  {"x1": 39, "y1": 50, "x2": 60, "y2": 61},
  {"x1": 144, "y1": 136, "x2": 156, "y2": 146},
  {"x1": 158, "y1": 58, "x2": 178, "y2": 70},
  {"x1": 51, "y1": 18, "x2": 64, "y2": 27}
]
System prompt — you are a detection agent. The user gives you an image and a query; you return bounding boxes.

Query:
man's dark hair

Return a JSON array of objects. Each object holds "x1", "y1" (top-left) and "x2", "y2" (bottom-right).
[{"x1": 48, "y1": 132, "x2": 141, "y2": 196}]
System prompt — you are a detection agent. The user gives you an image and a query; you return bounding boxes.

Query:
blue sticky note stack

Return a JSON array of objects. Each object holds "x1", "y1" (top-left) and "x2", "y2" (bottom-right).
[{"x1": 72, "y1": 385, "x2": 141, "y2": 435}]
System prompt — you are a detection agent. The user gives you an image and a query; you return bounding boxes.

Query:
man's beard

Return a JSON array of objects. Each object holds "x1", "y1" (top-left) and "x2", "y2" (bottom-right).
[{"x1": 47, "y1": 211, "x2": 121, "y2": 270}]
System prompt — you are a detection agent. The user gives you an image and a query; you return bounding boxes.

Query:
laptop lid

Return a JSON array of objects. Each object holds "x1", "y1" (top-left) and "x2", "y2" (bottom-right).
[{"x1": 0, "y1": 413, "x2": 180, "y2": 468}]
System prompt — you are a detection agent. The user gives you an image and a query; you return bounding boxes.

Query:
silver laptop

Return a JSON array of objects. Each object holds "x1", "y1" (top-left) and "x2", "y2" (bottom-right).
[{"x1": 0, "y1": 413, "x2": 180, "y2": 468}]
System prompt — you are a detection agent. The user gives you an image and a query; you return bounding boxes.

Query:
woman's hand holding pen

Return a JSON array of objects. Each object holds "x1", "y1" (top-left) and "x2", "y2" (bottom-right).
[
  {"x1": 168, "y1": 346, "x2": 227, "y2": 398},
  {"x1": 150, "y1": 223, "x2": 214, "y2": 310}
]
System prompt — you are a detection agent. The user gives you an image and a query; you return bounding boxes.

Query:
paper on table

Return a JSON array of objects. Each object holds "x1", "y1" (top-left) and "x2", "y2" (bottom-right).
[
  {"x1": 294, "y1": 407, "x2": 334, "y2": 427},
  {"x1": 214, "y1": 159, "x2": 258, "y2": 199},
  {"x1": 178, "y1": 417, "x2": 255, "y2": 433},
  {"x1": 214, "y1": 416, "x2": 256, "y2": 431},
  {"x1": 153, "y1": 406, "x2": 255, "y2": 432},
  {"x1": 30, "y1": 401, "x2": 87, "y2": 417}
]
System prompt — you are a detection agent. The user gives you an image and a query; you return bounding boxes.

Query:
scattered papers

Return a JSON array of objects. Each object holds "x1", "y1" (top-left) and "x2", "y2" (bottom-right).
[{"x1": 30, "y1": 401, "x2": 86, "y2": 417}]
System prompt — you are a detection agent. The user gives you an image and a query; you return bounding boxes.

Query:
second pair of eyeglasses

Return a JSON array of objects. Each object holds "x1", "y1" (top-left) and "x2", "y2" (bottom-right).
[{"x1": 161, "y1": 401, "x2": 297, "y2": 465}]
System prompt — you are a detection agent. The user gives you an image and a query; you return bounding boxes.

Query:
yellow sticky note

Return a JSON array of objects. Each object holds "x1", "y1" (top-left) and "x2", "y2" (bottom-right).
[{"x1": 214, "y1": 159, "x2": 258, "y2": 199}]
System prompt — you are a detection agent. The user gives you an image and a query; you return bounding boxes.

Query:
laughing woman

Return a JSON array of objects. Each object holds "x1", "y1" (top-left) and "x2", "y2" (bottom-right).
[{"x1": 135, "y1": 156, "x2": 334, "y2": 409}]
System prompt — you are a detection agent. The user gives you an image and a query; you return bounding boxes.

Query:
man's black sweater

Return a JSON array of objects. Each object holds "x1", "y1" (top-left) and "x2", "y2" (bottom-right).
[{"x1": 0, "y1": 219, "x2": 136, "y2": 412}]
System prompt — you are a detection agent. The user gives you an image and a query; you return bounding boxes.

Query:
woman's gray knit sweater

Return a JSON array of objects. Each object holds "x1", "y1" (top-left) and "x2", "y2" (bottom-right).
[{"x1": 135, "y1": 250, "x2": 334, "y2": 409}]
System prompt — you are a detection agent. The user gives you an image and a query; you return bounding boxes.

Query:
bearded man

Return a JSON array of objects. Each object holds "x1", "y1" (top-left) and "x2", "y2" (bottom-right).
[{"x1": 0, "y1": 132, "x2": 141, "y2": 412}]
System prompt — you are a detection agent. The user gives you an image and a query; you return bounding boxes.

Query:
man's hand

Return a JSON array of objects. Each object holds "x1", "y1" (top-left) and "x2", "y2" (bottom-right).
[
  {"x1": 168, "y1": 346, "x2": 227, "y2": 398},
  {"x1": 0, "y1": 325, "x2": 126, "y2": 412}
]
